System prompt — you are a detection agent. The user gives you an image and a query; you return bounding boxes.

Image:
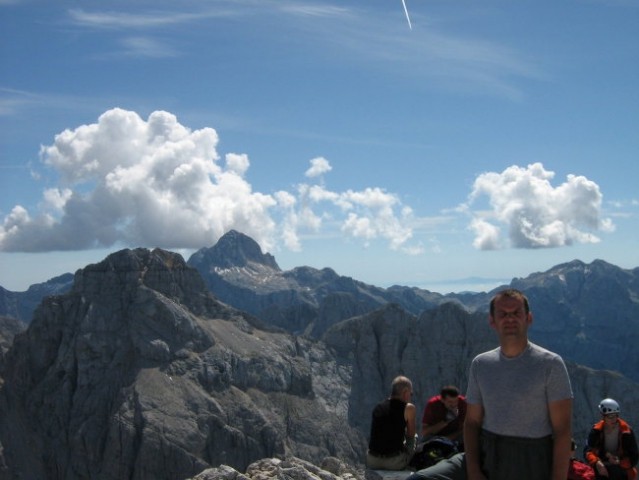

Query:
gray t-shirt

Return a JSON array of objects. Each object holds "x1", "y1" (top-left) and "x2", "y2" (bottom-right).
[{"x1": 466, "y1": 341, "x2": 573, "y2": 438}]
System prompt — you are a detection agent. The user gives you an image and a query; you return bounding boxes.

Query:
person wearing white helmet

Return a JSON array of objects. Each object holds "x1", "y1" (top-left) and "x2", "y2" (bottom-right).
[{"x1": 585, "y1": 398, "x2": 638, "y2": 480}]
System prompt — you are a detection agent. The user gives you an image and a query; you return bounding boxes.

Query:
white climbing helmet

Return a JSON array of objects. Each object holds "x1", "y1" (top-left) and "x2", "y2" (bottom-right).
[{"x1": 598, "y1": 398, "x2": 620, "y2": 415}]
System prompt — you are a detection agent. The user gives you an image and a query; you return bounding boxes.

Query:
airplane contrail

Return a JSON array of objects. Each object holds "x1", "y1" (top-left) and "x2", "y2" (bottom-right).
[{"x1": 401, "y1": 0, "x2": 412, "y2": 29}]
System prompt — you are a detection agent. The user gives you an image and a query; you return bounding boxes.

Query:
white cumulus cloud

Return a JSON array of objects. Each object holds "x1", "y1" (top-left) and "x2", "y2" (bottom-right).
[
  {"x1": 464, "y1": 163, "x2": 614, "y2": 250},
  {"x1": 305, "y1": 156, "x2": 332, "y2": 178},
  {"x1": 0, "y1": 108, "x2": 419, "y2": 255}
]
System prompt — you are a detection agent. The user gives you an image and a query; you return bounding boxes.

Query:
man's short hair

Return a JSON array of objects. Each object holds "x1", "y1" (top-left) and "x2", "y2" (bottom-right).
[
  {"x1": 490, "y1": 288, "x2": 530, "y2": 316},
  {"x1": 391, "y1": 375, "x2": 412, "y2": 397},
  {"x1": 440, "y1": 385, "x2": 460, "y2": 398}
]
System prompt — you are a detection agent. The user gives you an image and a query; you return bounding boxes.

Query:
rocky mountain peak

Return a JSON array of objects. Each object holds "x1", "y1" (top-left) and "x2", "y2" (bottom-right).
[
  {"x1": 74, "y1": 247, "x2": 203, "y2": 296},
  {"x1": 189, "y1": 230, "x2": 280, "y2": 271},
  {"x1": 0, "y1": 245, "x2": 365, "y2": 479}
]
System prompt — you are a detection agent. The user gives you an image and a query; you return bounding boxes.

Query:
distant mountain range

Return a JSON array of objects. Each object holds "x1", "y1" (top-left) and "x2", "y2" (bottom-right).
[
  {"x1": 2, "y1": 229, "x2": 638, "y2": 383},
  {"x1": 0, "y1": 272, "x2": 74, "y2": 323},
  {"x1": 0, "y1": 230, "x2": 638, "y2": 479}
]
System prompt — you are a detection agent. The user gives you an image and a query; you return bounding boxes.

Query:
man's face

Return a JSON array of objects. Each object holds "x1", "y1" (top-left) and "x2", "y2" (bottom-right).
[
  {"x1": 489, "y1": 295, "x2": 532, "y2": 338},
  {"x1": 442, "y1": 395, "x2": 459, "y2": 411}
]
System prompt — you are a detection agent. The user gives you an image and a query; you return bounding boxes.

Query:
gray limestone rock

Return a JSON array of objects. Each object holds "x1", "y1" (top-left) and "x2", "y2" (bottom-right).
[
  {"x1": 0, "y1": 248, "x2": 365, "y2": 480},
  {"x1": 187, "y1": 457, "x2": 364, "y2": 480}
]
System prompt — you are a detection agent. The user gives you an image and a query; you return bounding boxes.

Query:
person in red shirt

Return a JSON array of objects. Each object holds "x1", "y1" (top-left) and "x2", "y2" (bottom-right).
[{"x1": 421, "y1": 385, "x2": 467, "y2": 447}]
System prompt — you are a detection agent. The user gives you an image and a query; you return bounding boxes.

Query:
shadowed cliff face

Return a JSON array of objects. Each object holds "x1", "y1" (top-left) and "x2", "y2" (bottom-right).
[
  {"x1": 0, "y1": 316, "x2": 25, "y2": 390},
  {"x1": 0, "y1": 248, "x2": 365, "y2": 480},
  {"x1": 0, "y1": 316, "x2": 24, "y2": 356}
]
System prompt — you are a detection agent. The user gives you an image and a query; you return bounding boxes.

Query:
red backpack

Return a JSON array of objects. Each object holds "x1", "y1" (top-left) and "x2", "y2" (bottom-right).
[{"x1": 567, "y1": 459, "x2": 595, "y2": 480}]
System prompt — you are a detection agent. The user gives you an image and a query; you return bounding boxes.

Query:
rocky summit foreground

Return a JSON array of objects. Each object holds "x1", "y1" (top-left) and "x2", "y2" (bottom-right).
[{"x1": 187, "y1": 456, "x2": 364, "y2": 480}]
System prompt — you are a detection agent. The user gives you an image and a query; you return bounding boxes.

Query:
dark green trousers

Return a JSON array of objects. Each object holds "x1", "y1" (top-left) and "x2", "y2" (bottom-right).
[{"x1": 406, "y1": 430, "x2": 554, "y2": 480}]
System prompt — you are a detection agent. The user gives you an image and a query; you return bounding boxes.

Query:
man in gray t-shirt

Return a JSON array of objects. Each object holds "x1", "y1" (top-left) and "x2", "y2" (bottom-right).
[
  {"x1": 466, "y1": 342, "x2": 572, "y2": 439},
  {"x1": 406, "y1": 288, "x2": 573, "y2": 480}
]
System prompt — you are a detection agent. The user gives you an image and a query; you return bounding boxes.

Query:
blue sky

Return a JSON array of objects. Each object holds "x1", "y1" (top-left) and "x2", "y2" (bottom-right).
[{"x1": 1, "y1": 0, "x2": 638, "y2": 293}]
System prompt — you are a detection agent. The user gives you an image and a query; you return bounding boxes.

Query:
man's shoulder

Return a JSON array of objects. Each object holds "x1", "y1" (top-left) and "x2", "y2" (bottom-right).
[
  {"x1": 423, "y1": 396, "x2": 445, "y2": 416},
  {"x1": 373, "y1": 398, "x2": 391, "y2": 411},
  {"x1": 619, "y1": 418, "x2": 635, "y2": 433},
  {"x1": 528, "y1": 342, "x2": 565, "y2": 361},
  {"x1": 472, "y1": 347, "x2": 500, "y2": 362}
]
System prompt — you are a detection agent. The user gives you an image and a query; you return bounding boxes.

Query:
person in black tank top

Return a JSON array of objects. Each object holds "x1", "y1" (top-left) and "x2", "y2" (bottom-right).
[{"x1": 367, "y1": 375, "x2": 417, "y2": 470}]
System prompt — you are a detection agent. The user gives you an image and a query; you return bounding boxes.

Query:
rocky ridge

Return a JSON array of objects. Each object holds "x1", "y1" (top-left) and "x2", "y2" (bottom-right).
[
  {"x1": 186, "y1": 456, "x2": 363, "y2": 480},
  {"x1": 0, "y1": 248, "x2": 365, "y2": 479},
  {"x1": 187, "y1": 231, "x2": 443, "y2": 338},
  {"x1": 510, "y1": 259, "x2": 639, "y2": 380}
]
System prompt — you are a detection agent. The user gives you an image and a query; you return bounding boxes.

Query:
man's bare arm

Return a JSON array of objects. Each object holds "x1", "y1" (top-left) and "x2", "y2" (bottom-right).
[
  {"x1": 405, "y1": 403, "x2": 417, "y2": 451},
  {"x1": 422, "y1": 420, "x2": 449, "y2": 437},
  {"x1": 549, "y1": 398, "x2": 572, "y2": 480},
  {"x1": 463, "y1": 403, "x2": 486, "y2": 480}
]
